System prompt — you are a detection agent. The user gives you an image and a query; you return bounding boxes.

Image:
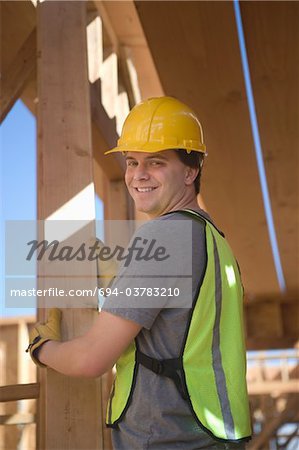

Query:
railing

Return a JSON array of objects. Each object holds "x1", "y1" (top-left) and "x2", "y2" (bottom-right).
[{"x1": 247, "y1": 350, "x2": 299, "y2": 395}]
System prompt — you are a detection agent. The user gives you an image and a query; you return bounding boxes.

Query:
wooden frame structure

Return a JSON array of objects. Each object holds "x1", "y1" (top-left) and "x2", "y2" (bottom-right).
[{"x1": 1, "y1": 1, "x2": 298, "y2": 449}]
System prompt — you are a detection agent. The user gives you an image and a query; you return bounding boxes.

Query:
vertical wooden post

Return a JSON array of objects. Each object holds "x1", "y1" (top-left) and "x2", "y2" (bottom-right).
[
  {"x1": 0, "y1": 342, "x2": 6, "y2": 447},
  {"x1": 37, "y1": 1, "x2": 102, "y2": 449},
  {"x1": 101, "y1": 177, "x2": 133, "y2": 450}
]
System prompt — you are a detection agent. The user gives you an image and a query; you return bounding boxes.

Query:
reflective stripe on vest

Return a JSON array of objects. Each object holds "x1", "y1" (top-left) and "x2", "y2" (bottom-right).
[{"x1": 106, "y1": 210, "x2": 252, "y2": 442}]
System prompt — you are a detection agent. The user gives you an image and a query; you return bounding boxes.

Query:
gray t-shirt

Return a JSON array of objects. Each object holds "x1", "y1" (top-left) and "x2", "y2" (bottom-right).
[{"x1": 102, "y1": 210, "x2": 246, "y2": 450}]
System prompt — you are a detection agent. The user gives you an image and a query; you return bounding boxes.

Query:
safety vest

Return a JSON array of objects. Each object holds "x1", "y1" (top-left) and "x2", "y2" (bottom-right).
[{"x1": 106, "y1": 210, "x2": 252, "y2": 442}]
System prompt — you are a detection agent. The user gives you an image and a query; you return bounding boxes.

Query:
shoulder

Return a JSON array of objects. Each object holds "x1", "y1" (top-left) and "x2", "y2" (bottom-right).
[
  {"x1": 134, "y1": 212, "x2": 195, "y2": 242},
  {"x1": 137, "y1": 209, "x2": 209, "y2": 231},
  {"x1": 134, "y1": 209, "x2": 212, "y2": 242}
]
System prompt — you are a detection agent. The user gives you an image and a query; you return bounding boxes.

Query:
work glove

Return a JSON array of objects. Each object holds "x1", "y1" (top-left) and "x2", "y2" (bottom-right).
[
  {"x1": 97, "y1": 255, "x2": 118, "y2": 290},
  {"x1": 89, "y1": 238, "x2": 119, "y2": 290},
  {"x1": 26, "y1": 308, "x2": 62, "y2": 368}
]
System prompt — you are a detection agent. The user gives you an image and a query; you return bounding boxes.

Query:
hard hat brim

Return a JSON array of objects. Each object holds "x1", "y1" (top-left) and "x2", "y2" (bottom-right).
[{"x1": 104, "y1": 143, "x2": 206, "y2": 155}]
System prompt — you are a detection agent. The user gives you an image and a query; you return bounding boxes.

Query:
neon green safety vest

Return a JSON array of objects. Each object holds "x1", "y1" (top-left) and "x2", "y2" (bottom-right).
[{"x1": 106, "y1": 210, "x2": 252, "y2": 442}]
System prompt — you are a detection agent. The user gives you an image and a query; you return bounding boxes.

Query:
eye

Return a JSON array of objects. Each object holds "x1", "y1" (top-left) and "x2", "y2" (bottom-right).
[
  {"x1": 150, "y1": 160, "x2": 162, "y2": 166},
  {"x1": 126, "y1": 160, "x2": 138, "y2": 167}
]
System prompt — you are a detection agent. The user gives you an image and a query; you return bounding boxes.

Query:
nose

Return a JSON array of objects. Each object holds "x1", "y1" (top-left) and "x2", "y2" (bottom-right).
[{"x1": 133, "y1": 164, "x2": 150, "y2": 181}]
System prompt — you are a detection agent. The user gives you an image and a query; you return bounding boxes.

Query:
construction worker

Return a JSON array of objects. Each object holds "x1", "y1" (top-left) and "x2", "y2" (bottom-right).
[{"x1": 27, "y1": 97, "x2": 252, "y2": 449}]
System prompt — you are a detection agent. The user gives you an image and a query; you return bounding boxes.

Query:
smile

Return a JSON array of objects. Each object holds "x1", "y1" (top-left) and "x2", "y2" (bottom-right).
[{"x1": 134, "y1": 187, "x2": 158, "y2": 193}]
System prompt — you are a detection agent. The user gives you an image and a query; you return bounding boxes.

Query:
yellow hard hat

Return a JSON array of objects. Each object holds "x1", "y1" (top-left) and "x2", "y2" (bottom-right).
[{"x1": 105, "y1": 96, "x2": 206, "y2": 155}]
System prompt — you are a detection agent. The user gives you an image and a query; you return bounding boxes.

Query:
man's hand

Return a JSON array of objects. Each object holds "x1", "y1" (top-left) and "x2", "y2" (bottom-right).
[
  {"x1": 26, "y1": 308, "x2": 62, "y2": 368},
  {"x1": 89, "y1": 237, "x2": 119, "y2": 289}
]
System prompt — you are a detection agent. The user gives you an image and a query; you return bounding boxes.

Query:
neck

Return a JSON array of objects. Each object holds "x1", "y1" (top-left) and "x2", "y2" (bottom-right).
[
  {"x1": 146, "y1": 194, "x2": 200, "y2": 220},
  {"x1": 168, "y1": 197, "x2": 200, "y2": 214}
]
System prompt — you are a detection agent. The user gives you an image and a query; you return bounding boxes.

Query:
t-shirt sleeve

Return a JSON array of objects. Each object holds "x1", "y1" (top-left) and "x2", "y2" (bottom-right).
[{"x1": 101, "y1": 216, "x2": 193, "y2": 330}]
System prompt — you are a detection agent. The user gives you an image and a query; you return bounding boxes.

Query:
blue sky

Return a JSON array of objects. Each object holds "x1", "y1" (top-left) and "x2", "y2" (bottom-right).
[
  {"x1": 1, "y1": 100, "x2": 36, "y2": 317},
  {"x1": 0, "y1": 100, "x2": 103, "y2": 318}
]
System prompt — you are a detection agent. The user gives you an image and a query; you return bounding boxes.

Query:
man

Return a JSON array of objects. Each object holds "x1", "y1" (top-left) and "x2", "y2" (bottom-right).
[{"x1": 28, "y1": 97, "x2": 251, "y2": 449}]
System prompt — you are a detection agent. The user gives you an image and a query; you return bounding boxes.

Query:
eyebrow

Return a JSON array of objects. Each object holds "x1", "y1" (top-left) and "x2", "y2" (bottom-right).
[{"x1": 125, "y1": 154, "x2": 169, "y2": 161}]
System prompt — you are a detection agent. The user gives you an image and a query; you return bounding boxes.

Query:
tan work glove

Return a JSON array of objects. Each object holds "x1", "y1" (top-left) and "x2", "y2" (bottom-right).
[
  {"x1": 26, "y1": 308, "x2": 62, "y2": 368},
  {"x1": 90, "y1": 238, "x2": 119, "y2": 290},
  {"x1": 97, "y1": 256, "x2": 119, "y2": 290}
]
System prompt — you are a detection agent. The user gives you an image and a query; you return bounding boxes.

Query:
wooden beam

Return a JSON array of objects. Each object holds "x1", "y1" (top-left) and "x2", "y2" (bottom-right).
[
  {"x1": 1, "y1": 0, "x2": 36, "y2": 71},
  {"x1": 0, "y1": 343, "x2": 5, "y2": 445},
  {"x1": 0, "y1": 28, "x2": 36, "y2": 123},
  {"x1": 20, "y1": 68, "x2": 125, "y2": 181},
  {"x1": 0, "y1": 316, "x2": 35, "y2": 326},
  {"x1": 3, "y1": 1, "x2": 124, "y2": 181},
  {"x1": 0, "y1": 383, "x2": 39, "y2": 402},
  {"x1": 246, "y1": 336, "x2": 299, "y2": 351},
  {"x1": 100, "y1": 177, "x2": 134, "y2": 450},
  {"x1": 244, "y1": 291, "x2": 299, "y2": 348},
  {"x1": 134, "y1": 0, "x2": 282, "y2": 296},
  {"x1": 101, "y1": 142, "x2": 135, "y2": 450},
  {"x1": 0, "y1": 0, "x2": 37, "y2": 153},
  {"x1": 94, "y1": 0, "x2": 163, "y2": 100},
  {"x1": 91, "y1": 81, "x2": 126, "y2": 180},
  {"x1": 87, "y1": 15, "x2": 103, "y2": 84},
  {"x1": 0, "y1": 413, "x2": 35, "y2": 426},
  {"x1": 246, "y1": 301, "x2": 283, "y2": 339},
  {"x1": 244, "y1": 291, "x2": 299, "y2": 305},
  {"x1": 240, "y1": 1, "x2": 299, "y2": 293},
  {"x1": 20, "y1": 69, "x2": 125, "y2": 181},
  {"x1": 248, "y1": 396, "x2": 298, "y2": 450},
  {"x1": 103, "y1": 178, "x2": 134, "y2": 221},
  {"x1": 36, "y1": 2, "x2": 102, "y2": 449},
  {"x1": 248, "y1": 380, "x2": 299, "y2": 395},
  {"x1": 280, "y1": 428, "x2": 299, "y2": 448}
]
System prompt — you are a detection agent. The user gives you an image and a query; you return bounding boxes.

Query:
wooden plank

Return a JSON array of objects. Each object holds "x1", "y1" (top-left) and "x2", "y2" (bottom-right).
[
  {"x1": 135, "y1": 0, "x2": 280, "y2": 296},
  {"x1": 246, "y1": 337, "x2": 299, "y2": 351},
  {"x1": 0, "y1": 343, "x2": 5, "y2": 446},
  {"x1": 93, "y1": 158, "x2": 105, "y2": 201},
  {"x1": 20, "y1": 67, "x2": 38, "y2": 116},
  {"x1": 103, "y1": 178, "x2": 134, "y2": 222},
  {"x1": 0, "y1": 413, "x2": 35, "y2": 425},
  {"x1": 87, "y1": 15, "x2": 103, "y2": 84},
  {"x1": 20, "y1": 71, "x2": 125, "y2": 181},
  {"x1": 1, "y1": 0, "x2": 36, "y2": 71},
  {"x1": 246, "y1": 301, "x2": 283, "y2": 338},
  {"x1": 36, "y1": 2, "x2": 102, "y2": 449},
  {"x1": 0, "y1": 28, "x2": 36, "y2": 123},
  {"x1": 91, "y1": 81, "x2": 126, "y2": 180},
  {"x1": 248, "y1": 380, "x2": 299, "y2": 395},
  {"x1": 101, "y1": 152, "x2": 135, "y2": 450},
  {"x1": 0, "y1": 383, "x2": 39, "y2": 403},
  {"x1": 0, "y1": 316, "x2": 35, "y2": 326},
  {"x1": 0, "y1": 324, "x2": 20, "y2": 448},
  {"x1": 1, "y1": 0, "x2": 36, "y2": 119},
  {"x1": 240, "y1": 1, "x2": 299, "y2": 294},
  {"x1": 248, "y1": 396, "x2": 298, "y2": 450},
  {"x1": 95, "y1": 0, "x2": 163, "y2": 100},
  {"x1": 244, "y1": 291, "x2": 299, "y2": 305},
  {"x1": 244, "y1": 292, "x2": 299, "y2": 347},
  {"x1": 1, "y1": 0, "x2": 127, "y2": 181}
]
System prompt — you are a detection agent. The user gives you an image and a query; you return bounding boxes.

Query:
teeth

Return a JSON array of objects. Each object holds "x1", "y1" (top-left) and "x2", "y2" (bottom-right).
[{"x1": 136, "y1": 187, "x2": 155, "y2": 192}]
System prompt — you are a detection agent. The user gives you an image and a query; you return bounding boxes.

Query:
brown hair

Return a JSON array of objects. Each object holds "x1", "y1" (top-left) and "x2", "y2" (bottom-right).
[{"x1": 175, "y1": 150, "x2": 204, "y2": 195}]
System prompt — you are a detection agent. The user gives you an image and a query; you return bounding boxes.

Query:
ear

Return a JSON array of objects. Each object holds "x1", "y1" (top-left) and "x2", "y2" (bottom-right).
[{"x1": 184, "y1": 167, "x2": 199, "y2": 186}]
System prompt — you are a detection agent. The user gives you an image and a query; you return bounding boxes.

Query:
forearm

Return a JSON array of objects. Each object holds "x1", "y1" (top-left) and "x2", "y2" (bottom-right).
[
  {"x1": 38, "y1": 337, "x2": 102, "y2": 378},
  {"x1": 28, "y1": 310, "x2": 141, "y2": 377}
]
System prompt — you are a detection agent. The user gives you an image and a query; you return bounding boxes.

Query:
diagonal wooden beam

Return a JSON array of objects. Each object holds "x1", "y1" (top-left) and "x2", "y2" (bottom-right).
[
  {"x1": 248, "y1": 396, "x2": 298, "y2": 450},
  {"x1": 0, "y1": 413, "x2": 35, "y2": 426},
  {"x1": 0, "y1": 28, "x2": 36, "y2": 123},
  {"x1": 0, "y1": 383, "x2": 39, "y2": 402}
]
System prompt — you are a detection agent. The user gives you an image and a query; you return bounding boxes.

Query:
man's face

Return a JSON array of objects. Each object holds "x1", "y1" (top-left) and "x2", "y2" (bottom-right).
[{"x1": 125, "y1": 150, "x2": 194, "y2": 218}]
